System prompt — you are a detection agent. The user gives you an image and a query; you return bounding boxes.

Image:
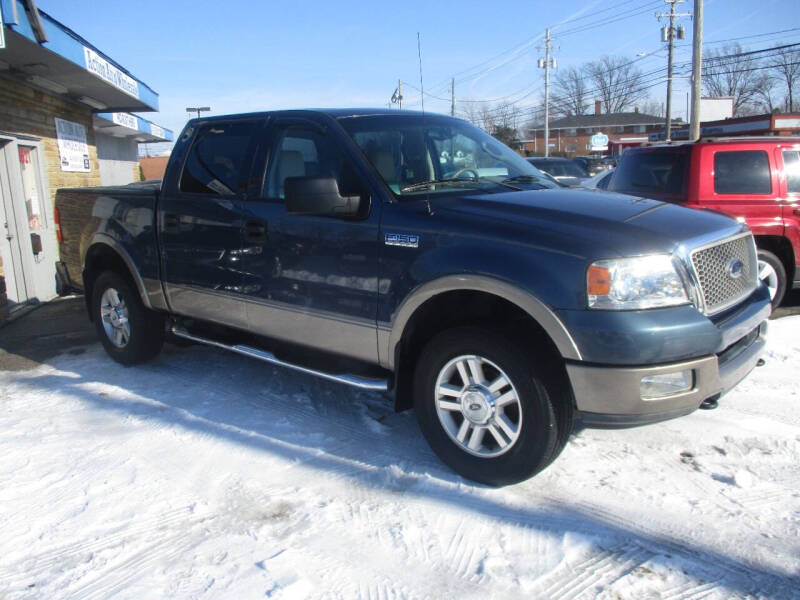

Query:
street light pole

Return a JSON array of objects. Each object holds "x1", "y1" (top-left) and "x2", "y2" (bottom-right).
[{"x1": 186, "y1": 106, "x2": 211, "y2": 120}]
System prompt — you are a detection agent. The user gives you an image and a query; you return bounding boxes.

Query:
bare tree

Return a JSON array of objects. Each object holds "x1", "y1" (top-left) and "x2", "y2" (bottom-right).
[
  {"x1": 551, "y1": 66, "x2": 589, "y2": 117},
  {"x1": 639, "y1": 99, "x2": 665, "y2": 117},
  {"x1": 585, "y1": 55, "x2": 649, "y2": 114},
  {"x1": 703, "y1": 43, "x2": 768, "y2": 116},
  {"x1": 767, "y1": 44, "x2": 800, "y2": 112},
  {"x1": 461, "y1": 102, "x2": 522, "y2": 145}
]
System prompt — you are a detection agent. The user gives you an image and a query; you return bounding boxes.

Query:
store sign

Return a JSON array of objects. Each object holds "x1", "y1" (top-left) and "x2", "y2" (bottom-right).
[
  {"x1": 111, "y1": 112, "x2": 139, "y2": 130},
  {"x1": 589, "y1": 132, "x2": 609, "y2": 151},
  {"x1": 54, "y1": 118, "x2": 91, "y2": 172},
  {"x1": 150, "y1": 124, "x2": 165, "y2": 139},
  {"x1": 83, "y1": 47, "x2": 139, "y2": 99}
]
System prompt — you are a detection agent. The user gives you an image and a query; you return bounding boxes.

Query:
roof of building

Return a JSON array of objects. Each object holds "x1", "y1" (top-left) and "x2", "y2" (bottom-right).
[
  {"x1": 0, "y1": 0, "x2": 160, "y2": 112},
  {"x1": 529, "y1": 112, "x2": 676, "y2": 131}
]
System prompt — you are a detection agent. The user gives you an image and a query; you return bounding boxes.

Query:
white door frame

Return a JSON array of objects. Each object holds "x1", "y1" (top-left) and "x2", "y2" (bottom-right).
[{"x1": 0, "y1": 134, "x2": 56, "y2": 307}]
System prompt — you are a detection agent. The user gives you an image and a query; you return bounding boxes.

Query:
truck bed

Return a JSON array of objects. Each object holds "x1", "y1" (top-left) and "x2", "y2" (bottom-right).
[{"x1": 55, "y1": 181, "x2": 161, "y2": 293}]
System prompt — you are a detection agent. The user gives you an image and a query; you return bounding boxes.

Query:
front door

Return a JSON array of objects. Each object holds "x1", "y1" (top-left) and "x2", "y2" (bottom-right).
[
  {"x1": 0, "y1": 137, "x2": 56, "y2": 308},
  {"x1": 778, "y1": 146, "x2": 800, "y2": 287},
  {"x1": 237, "y1": 117, "x2": 382, "y2": 364},
  {"x1": 159, "y1": 119, "x2": 262, "y2": 330}
]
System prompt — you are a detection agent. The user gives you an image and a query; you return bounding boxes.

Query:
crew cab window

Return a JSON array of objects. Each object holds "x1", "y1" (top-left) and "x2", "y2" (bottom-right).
[
  {"x1": 264, "y1": 126, "x2": 363, "y2": 200},
  {"x1": 713, "y1": 150, "x2": 771, "y2": 195},
  {"x1": 179, "y1": 122, "x2": 258, "y2": 196},
  {"x1": 783, "y1": 150, "x2": 800, "y2": 194}
]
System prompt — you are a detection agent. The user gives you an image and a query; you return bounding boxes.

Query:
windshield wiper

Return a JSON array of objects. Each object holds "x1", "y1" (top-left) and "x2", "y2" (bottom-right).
[
  {"x1": 400, "y1": 178, "x2": 488, "y2": 193},
  {"x1": 502, "y1": 175, "x2": 542, "y2": 183}
]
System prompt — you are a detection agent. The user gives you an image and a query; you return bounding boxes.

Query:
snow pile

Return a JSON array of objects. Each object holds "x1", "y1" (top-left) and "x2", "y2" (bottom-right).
[{"x1": 1, "y1": 317, "x2": 798, "y2": 598}]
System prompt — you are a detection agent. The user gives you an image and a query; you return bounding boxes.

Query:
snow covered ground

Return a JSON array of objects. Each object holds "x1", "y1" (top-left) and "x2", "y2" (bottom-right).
[{"x1": 1, "y1": 317, "x2": 799, "y2": 599}]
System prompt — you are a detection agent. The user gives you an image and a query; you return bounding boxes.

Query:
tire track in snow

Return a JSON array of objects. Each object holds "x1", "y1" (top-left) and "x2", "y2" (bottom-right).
[{"x1": 0, "y1": 506, "x2": 203, "y2": 588}]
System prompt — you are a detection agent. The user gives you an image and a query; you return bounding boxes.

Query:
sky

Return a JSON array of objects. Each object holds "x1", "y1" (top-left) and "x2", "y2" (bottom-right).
[{"x1": 35, "y1": 0, "x2": 798, "y2": 150}]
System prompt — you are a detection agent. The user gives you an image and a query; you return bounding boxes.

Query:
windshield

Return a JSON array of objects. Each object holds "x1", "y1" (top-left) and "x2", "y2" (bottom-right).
[{"x1": 338, "y1": 114, "x2": 557, "y2": 197}]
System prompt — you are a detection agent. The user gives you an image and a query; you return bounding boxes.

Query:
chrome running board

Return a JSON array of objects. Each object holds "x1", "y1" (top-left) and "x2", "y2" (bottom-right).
[{"x1": 170, "y1": 326, "x2": 389, "y2": 392}]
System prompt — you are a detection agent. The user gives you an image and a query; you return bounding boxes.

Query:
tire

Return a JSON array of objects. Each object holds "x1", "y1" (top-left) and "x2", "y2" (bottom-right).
[
  {"x1": 91, "y1": 270, "x2": 165, "y2": 365},
  {"x1": 757, "y1": 249, "x2": 787, "y2": 308},
  {"x1": 413, "y1": 326, "x2": 573, "y2": 486}
]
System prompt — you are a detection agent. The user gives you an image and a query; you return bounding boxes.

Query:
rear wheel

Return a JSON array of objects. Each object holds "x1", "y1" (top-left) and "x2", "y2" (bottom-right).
[
  {"x1": 414, "y1": 326, "x2": 572, "y2": 486},
  {"x1": 92, "y1": 271, "x2": 164, "y2": 365},
  {"x1": 757, "y1": 249, "x2": 786, "y2": 308}
]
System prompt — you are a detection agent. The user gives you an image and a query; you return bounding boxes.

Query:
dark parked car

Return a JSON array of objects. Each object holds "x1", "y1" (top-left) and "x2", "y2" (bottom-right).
[
  {"x1": 574, "y1": 156, "x2": 612, "y2": 177},
  {"x1": 54, "y1": 110, "x2": 769, "y2": 486},
  {"x1": 527, "y1": 157, "x2": 590, "y2": 186}
]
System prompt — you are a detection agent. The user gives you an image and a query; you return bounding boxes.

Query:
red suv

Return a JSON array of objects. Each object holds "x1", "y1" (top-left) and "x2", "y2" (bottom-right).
[{"x1": 609, "y1": 137, "x2": 800, "y2": 306}]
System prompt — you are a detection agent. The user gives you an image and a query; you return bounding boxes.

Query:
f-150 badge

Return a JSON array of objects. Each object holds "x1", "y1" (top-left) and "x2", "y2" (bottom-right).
[{"x1": 385, "y1": 233, "x2": 419, "y2": 248}]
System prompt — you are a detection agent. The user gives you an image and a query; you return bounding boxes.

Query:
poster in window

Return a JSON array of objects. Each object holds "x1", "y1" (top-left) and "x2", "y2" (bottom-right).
[{"x1": 54, "y1": 118, "x2": 91, "y2": 172}]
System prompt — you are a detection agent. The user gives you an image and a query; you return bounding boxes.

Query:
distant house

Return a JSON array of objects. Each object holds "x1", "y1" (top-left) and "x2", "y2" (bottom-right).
[{"x1": 519, "y1": 101, "x2": 681, "y2": 156}]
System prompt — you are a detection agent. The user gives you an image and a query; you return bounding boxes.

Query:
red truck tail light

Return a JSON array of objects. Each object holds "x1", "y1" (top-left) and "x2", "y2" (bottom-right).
[{"x1": 54, "y1": 206, "x2": 63, "y2": 243}]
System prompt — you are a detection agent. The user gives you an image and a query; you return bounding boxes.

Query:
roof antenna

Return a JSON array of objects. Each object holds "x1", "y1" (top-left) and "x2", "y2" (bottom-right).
[{"x1": 417, "y1": 32, "x2": 425, "y2": 114}]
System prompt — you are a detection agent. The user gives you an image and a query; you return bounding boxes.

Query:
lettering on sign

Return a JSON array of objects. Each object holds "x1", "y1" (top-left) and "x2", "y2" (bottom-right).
[
  {"x1": 83, "y1": 47, "x2": 139, "y2": 98},
  {"x1": 111, "y1": 113, "x2": 139, "y2": 130},
  {"x1": 150, "y1": 124, "x2": 165, "y2": 139},
  {"x1": 54, "y1": 118, "x2": 91, "y2": 172}
]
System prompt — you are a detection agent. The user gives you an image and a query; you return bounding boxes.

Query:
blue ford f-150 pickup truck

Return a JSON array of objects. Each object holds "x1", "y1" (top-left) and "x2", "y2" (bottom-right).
[{"x1": 54, "y1": 109, "x2": 771, "y2": 486}]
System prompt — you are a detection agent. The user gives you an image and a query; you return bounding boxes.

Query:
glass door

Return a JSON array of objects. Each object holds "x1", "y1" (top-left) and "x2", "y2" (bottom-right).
[{"x1": 0, "y1": 137, "x2": 56, "y2": 307}]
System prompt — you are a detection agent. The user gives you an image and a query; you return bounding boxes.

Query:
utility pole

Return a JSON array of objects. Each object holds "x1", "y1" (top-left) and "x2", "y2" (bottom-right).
[
  {"x1": 690, "y1": 0, "x2": 704, "y2": 140},
  {"x1": 451, "y1": 78, "x2": 456, "y2": 117},
  {"x1": 657, "y1": 1, "x2": 691, "y2": 141},
  {"x1": 538, "y1": 28, "x2": 556, "y2": 157}
]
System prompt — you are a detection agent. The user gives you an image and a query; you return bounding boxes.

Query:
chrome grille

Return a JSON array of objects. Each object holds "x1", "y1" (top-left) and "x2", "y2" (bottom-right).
[{"x1": 690, "y1": 233, "x2": 757, "y2": 314}]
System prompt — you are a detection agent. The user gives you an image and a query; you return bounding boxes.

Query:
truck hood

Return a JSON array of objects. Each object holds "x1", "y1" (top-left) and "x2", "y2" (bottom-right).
[{"x1": 434, "y1": 188, "x2": 742, "y2": 258}]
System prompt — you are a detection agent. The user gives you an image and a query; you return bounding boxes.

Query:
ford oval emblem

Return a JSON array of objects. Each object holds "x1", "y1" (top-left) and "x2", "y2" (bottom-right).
[{"x1": 728, "y1": 258, "x2": 744, "y2": 279}]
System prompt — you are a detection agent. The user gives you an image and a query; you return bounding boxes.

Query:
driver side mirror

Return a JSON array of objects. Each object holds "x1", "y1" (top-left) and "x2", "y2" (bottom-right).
[{"x1": 285, "y1": 176, "x2": 363, "y2": 218}]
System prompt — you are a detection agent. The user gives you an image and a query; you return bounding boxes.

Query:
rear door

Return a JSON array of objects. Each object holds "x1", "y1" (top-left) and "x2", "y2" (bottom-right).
[
  {"x1": 778, "y1": 145, "x2": 800, "y2": 287},
  {"x1": 159, "y1": 118, "x2": 262, "y2": 329},
  {"x1": 236, "y1": 115, "x2": 382, "y2": 364}
]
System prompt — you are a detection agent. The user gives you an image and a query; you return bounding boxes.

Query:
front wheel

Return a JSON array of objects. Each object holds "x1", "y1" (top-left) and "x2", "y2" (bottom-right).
[
  {"x1": 91, "y1": 271, "x2": 165, "y2": 365},
  {"x1": 413, "y1": 326, "x2": 572, "y2": 486},
  {"x1": 757, "y1": 249, "x2": 786, "y2": 308}
]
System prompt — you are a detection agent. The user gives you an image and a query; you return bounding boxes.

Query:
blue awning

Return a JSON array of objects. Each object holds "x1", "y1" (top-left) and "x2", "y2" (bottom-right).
[
  {"x1": 94, "y1": 112, "x2": 174, "y2": 143},
  {"x1": 0, "y1": 0, "x2": 159, "y2": 112}
]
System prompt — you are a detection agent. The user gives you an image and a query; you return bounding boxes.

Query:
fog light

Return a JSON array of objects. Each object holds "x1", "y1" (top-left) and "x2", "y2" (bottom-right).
[{"x1": 640, "y1": 370, "x2": 693, "y2": 399}]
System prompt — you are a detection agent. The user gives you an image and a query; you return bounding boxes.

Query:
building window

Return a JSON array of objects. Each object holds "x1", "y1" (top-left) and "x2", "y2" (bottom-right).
[
  {"x1": 617, "y1": 125, "x2": 625, "y2": 133},
  {"x1": 584, "y1": 128, "x2": 593, "y2": 134},
  {"x1": 634, "y1": 125, "x2": 646, "y2": 133},
  {"x1": 567, "y1": 128, "x2": 577, "y2": 136}
]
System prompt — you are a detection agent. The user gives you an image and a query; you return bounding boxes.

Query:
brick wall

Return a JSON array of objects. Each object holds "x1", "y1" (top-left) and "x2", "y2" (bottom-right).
[
  {"x1": 0, "y1": 78, "x2": 103, "y2": 311},
  {"x1": 0, "y1": 77, "x2": 102, "y2": 207}
]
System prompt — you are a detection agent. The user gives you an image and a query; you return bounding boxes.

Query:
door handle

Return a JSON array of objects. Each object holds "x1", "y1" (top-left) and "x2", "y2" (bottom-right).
[
  {"x1": 163, "y1": 213, "x2": 180, "y2": 232},
  {"x1": 243, "y1": 219, "x2": 267, "y2": 243}
]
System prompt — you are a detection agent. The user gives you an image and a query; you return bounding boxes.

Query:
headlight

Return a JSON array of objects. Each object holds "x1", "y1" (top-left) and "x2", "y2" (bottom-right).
[{"x1": 587, "y1": 255, "x2": 689, "y2": 310}]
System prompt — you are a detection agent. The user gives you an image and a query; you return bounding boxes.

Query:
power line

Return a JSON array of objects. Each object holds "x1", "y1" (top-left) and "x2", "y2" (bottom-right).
[{"x1": 557, "y1": 1, "x2": 663, "y2": 37}]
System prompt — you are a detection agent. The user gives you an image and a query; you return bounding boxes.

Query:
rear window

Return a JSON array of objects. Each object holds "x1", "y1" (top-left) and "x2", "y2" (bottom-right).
[
  {"x1": 713, "y1": 150, "x2": 771, "y2": 195},
  {"x1": 180, "y1": 122, "x2": 258, "y2": 195},
  {"x1": 611, "y1": 149, "x2": 688, "y2": 197}
]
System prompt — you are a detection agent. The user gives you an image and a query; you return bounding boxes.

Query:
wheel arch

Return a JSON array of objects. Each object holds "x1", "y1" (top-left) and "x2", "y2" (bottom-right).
[
  {"x1": 754, "y1": 235, "x2": 795, "y2": 283},
  {"x1": 82, "y1": 234, "x2": 152, "y2": 321},
  {"x1": 386, "y1": 276, "x2": 581, "y2": 412}
]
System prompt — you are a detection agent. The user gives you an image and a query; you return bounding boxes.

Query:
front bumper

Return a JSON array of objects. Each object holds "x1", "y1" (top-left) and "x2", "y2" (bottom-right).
[{"x1": 567, "y1": 321, "x2": 768, "y2": 428}]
